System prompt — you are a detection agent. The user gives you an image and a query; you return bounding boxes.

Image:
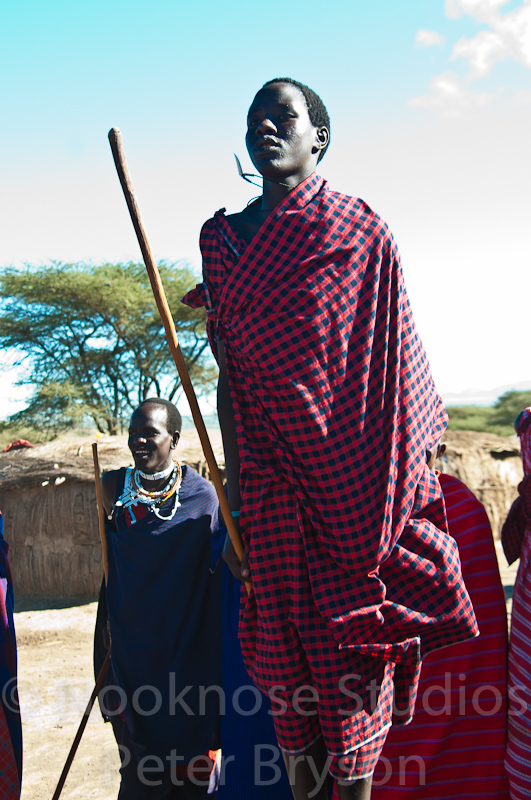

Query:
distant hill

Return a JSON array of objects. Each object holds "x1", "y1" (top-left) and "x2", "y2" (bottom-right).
[{"x1": 442, "y1": 380, "x2": 531, "y2": 407}]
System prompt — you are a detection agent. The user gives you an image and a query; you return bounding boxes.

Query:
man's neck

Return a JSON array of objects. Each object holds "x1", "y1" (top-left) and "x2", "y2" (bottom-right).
[{"x1": 261, "y1": 168, "x2": 316, "y2": 211}]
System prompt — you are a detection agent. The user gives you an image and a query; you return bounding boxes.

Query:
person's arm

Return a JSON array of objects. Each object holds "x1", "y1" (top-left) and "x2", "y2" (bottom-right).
[
  {"x1": 101, "y1": 470, "x2": 119, "y2": 518},
  {"x1": 217, "y1": 341, "x2": 241, "y2": 509},
  {"x1": 217, "y1": 339, "x2": 250, "y2": 581}
]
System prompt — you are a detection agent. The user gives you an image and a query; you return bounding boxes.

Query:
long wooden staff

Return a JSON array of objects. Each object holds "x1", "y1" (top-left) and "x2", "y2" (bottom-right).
[
  {"x1": 107, "y1": 127, "x2": 247, "y2": 578},
  {"x1": 51, "y1": 444, "x2": 111, "y2": 800},
  {"x1": 92, "y1": 443, "x2": 109, "y2": 582}
]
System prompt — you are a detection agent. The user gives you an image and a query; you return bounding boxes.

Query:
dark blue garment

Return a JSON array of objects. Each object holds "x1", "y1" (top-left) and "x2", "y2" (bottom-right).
[
  {"x1": 217, "y1": 565, "x2": 292, "y2": 799},
  {"x1": 0, "y1": 511, "x2": 22, "y2": 786},
  {"x1": 105, "y1": 466, "x2": 221, "y2": 763}
]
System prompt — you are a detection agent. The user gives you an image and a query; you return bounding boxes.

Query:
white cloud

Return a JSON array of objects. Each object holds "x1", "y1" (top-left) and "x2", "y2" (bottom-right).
[
  {"x1": 409, "y1": 70, "x2": 495, "y2": 111},
  {"x1": 446, "y1": 0, "x2": 511, "y2": 23},
  {"x1": 446, "y1": 0, "x2": 531, "y2": 77},
  {"x1": 416, "y1": 29, "x2": 445, "y2": 47},
  {"x1": 512, "y1": 87, "x2": 531, "y2": 103}
]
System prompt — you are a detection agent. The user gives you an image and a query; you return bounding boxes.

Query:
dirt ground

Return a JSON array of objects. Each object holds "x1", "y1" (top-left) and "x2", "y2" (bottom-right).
[{"x1": 15, "y1": 598, "x2": 120, "y2": 800}]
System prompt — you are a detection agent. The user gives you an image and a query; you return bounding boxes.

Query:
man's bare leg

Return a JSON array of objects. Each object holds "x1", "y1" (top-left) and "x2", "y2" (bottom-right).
[
  {"x1": 282, "y1": 737, "x2": 329, "y2": 800},
  {"x1": 336, "y1": 775, "x2": 372, "y2": 799},
  {"x1": 282, "y1": 739, "x2": 373, "y2": 800},
  {"x1": 282, "y1": 738, "x2": 372, "y2": 800}
]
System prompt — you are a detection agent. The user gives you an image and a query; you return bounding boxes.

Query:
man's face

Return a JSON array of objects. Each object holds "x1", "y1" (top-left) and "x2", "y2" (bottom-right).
[
  {"x1": 245, "y1": 82, "x2": 326, "y2": 184},
  {"x1": 128, "y1": 404, "x2": 178, "y2": 474}
]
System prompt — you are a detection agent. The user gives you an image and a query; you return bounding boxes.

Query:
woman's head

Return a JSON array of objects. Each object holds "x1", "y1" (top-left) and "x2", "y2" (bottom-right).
[
  {"x1": 128, "y1": 398, "x2": 182, "y2": 474},
  {"x1": 246, "y1": 78, "x2": 330, "y2": 185}
]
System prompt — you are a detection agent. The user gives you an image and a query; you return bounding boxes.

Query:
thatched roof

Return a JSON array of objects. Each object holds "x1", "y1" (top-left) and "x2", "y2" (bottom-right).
[
  {"x1": 0, "y1": 437, "x2": 128, "y2": 491},
  {"x1": 443, "y1": 429, "x2": 520, "y2": 460},
  {"x1": 442, "y1": 431, "x2": 520, "y2": 458},
  {"x1": 0, "y1": 429, "x2": 225, "y2": 492}
]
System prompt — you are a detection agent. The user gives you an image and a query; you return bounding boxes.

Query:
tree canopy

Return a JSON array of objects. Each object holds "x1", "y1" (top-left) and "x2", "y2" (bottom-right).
[
  {"x1": 447, "y1": 390, "x2": 531, "y2": 437},
  {"x1": 0, "y1": 261, "x2": 216, "y2": 436},
  {"x1": 490, "y1": 390, "x2": 531, "y2": 428}
]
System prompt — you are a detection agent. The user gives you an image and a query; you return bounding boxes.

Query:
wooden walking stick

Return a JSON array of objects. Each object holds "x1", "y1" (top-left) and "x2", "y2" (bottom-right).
[
  {"x1": 50, "y1": 444, "x2": 111, "y2": 800},
  {"x1": 108, "y1": 126, "x2": 248, "y2": 584},
  {"x1": 92, "y1": 443, "x2": 109, "y2": 583}
]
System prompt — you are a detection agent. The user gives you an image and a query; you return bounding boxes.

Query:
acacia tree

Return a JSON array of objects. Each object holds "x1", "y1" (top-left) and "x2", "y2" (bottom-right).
[
  {"x1": 489, "y1": 390, "x2": 531, "y2": 428},
  {"x1": 0, "y1": 261, "x2": 216, "y2": 436}
]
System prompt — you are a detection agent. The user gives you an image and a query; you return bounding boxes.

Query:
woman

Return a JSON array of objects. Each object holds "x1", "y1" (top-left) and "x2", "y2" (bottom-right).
[
  {"x1": 183, "y1": 78, "x2": 477, "y2": 799},
  {"x1": 94, "y1": 397, "x2": 221, "y2": 799}
]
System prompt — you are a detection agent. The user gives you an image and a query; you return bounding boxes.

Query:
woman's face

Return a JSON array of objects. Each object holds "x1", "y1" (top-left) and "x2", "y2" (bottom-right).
[
  {"x1": 245, "y1": 82, "x2": 327, "y2": 185},
  {"x1": 128, "y1": 404, "x2": 178, "y2": 474}
]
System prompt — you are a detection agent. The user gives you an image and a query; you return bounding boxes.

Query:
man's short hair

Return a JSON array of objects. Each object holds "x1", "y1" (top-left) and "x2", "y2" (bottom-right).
[
  {"x1": 137, "y1": 397, "x2": 182, "y2": 434},
  {"x1": 262, "y1": 77, "x2": 331, "y2": 161}
]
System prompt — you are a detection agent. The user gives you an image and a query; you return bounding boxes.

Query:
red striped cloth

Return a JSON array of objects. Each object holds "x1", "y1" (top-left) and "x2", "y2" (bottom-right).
[
  {"x1": 504, "y1": 407, "x2": 531, "y2": 799},
  {"x1": 332, "y1": 472, "x2": 509, "y2": 798}
]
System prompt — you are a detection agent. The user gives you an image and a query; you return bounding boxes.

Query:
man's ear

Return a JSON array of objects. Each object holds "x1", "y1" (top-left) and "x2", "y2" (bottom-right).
[
  {"x1": 171, "y1": 431, "x2": 180, "y2": 449},
  {"x1": 314, "y1": 126, "x2": 329, "y2": 155}
]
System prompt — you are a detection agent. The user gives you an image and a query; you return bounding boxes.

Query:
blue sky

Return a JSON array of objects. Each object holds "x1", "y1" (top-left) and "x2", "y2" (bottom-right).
[{"x1": 1, "y1": 0, "x2": 530, "y2": 417}]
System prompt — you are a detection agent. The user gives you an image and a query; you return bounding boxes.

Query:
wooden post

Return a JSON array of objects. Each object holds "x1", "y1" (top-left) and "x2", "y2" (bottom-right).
[{"x1": 92, "y1": 443, "x2": 109, "y2": 583}]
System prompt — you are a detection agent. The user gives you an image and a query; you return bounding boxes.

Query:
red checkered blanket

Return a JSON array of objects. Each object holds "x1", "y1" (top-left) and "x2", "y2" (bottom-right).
[{"x1": 183, "y1": 173, "x2": 476, "y2": 660}]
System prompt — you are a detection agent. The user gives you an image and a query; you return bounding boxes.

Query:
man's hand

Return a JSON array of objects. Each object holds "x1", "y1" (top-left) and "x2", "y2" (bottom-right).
[{"x1": 222, "y1": 531, "x2": 251, "y2": 582}]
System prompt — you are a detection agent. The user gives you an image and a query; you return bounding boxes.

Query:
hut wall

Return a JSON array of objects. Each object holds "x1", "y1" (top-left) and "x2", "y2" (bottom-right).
[
  {"x1": 441, "y1": 431, "x2": 522, "y2": 539},
  {"x1": 0, "y1": 480, "x2": 102, "y2": 596}
]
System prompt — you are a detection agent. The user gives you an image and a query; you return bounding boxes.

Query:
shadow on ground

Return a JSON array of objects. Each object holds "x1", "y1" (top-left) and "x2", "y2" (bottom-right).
[{"x1": 15, "y1": 595, "x2": 97, "y2": 612}]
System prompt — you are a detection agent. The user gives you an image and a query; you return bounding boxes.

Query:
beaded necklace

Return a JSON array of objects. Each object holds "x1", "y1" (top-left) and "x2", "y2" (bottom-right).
[
  {"x1": 114, "y1": 461, "x2": 183, "y2": 522},
  {"x1": 136, "y1": 462, "x2": 175, "y2": 481},
  {"x1": 132, "y1": 460, "x2": 182, "y2": 499}
]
